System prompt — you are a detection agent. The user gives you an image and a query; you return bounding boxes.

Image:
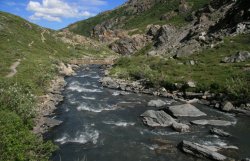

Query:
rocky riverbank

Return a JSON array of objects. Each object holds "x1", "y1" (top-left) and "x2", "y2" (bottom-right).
[
  {"x1": 100, "y1": 70, "x2": 250, "y2": 116},
  {"x1": 33, "y1": 63, "x2": 77, "y2": 134}
]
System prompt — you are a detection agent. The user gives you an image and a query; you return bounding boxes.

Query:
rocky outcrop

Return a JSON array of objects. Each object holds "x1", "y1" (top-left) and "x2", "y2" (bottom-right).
[
  {"x1": 210, "y1": 128, "x2": 231, "y2": 137},
  {"x1": 34, "y1": 76, "x2": 66, "y2": 134},
  {"x1": 221, "y1": 51, "x2": 250, "y2": 63},
  {"x1": 191, "y1": 119, "x2": 234, "y2": 126},
  {"x1": 109, "y1": 34, "x2": 149, "y2": 55},
  {"x1": 179, "y1": 140, "x2": 228, "y2": 161},
  {"x1": 58, "y1": 62, "x2": 75, "y2": 76},
  {"x1": 167, "y1": 104, "x2": 207, "y2": 117},
  {"x1": 154, "y1": 25, "x2": 178, "y2": 48}
]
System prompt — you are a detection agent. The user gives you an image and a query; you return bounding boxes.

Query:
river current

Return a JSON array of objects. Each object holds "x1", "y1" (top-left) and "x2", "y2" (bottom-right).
[{"x1": 46, "y1": 65, "x2": 250, "y2": 161}]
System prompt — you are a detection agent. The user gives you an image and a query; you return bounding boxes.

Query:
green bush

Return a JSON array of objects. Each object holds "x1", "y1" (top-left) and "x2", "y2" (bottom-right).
[
  {"x1": 0, "y1": 111, "x2": 56, "y2": 161},
  {"x1": 0, "y1": 81, "x2": 35, "y2": 124}
]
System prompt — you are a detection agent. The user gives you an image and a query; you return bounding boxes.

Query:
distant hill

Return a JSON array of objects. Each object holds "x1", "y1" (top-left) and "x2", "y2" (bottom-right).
[{"x1": 66, "y1": 0, "x2": 209, "y2": 37}]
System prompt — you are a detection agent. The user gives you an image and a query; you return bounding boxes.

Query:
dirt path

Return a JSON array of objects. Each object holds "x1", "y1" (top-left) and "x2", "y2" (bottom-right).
[
  {"x1": 41, "y1": 30, "x2": 46, "y2": 43},
  {"x1": 6, "y1": 59, "x2": 21, "y2": 78}
]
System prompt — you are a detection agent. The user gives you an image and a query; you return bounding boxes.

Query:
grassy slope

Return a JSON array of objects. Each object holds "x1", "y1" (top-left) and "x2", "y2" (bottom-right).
[
  {"x1": 67, "y1": 0, "x2": 209, "y2": 36},
  {"x1": 111, "y1": 34, "x2": 250, "y2": 101},
  {"x1": 0, "y1": 11, "x2": 112, "y2": 95},
  {"x1": 0, "y1": 11, "x2": 113, "y2": 161}
]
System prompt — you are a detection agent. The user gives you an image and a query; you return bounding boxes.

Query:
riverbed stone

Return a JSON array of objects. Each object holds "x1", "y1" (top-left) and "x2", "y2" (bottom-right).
[
  {"x1": 172, "y1": 122, "x2": 190, "y2": 132},
  {"x1": 167, "y1": 104, "x2": 207, "y2": 117},
  {"x1": 191, "y1": 119, "x2": 233, "y2": 126},
  {"x1": 44, "y1": 117, "x2": 62, "y2": 128},
  {"x1": 141, "y1": 110, "x2": 175, "y2": 127},
  {"x1": 221, "y1": 101, "x2": 235, "y2": 112},
  {"x1": 210, "y1": 128, "x2": 231, "y2": 137},
  {"x1": 179, "y1": 140, "x2": 227, "y2": 161},
  {"x1": 148, "y1": 99, "x2": 166, "y2": 107}
]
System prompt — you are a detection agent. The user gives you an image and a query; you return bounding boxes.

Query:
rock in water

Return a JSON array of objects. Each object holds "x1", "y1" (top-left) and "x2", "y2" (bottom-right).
[
  {"x1": 191, "y1": 120, "x2": 233, "y2": 126},
  {"x1": 140, "y1": 110, "x2": 175, "y2": 127},
  {"x1": 167, "y1": 104, "x2": 207, "y2": 117},
  {"x1": 148, "y1": 99, "x2": 166, "y2": 107},
  {"x1": 221, "y1": 102, "x2": 235, "y2": 112},
  {"x1": 172, "y1": 122, "x2": 190, "y2": 132},
  {"x1": 100, "y1": 77, "x2": 119, "y2": 89},
  {"x1": 179, "y1": 140, "x2": 227, "y2": 161},
  {"x1": 210, "y1": 128, "x2": 231, "y2": 137}
]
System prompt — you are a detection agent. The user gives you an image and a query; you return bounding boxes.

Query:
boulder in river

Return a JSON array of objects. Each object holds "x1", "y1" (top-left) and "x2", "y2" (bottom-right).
[
  {"x1": 179, "y1": 140, "x2": 227, "y2": 161},
  {"x1": 172, "y1": 122, "x2": 190, "y2": 132},
  {"x1": 210, "y1": 128, "x2": 231, "y2": 137},
  {"x1": 147, "y1": 99, "x2": 166, "y2": 107},
  {"x1": 100, "y1": 77, "x2": 120, "y2": 89},
  {"x1": 191, "y1": 119, "x2": 234, "y2": 126},
  {"x1": 221, "y1": 101, "x2": 235, "y2": 112},
  {"x1": 167, "y1": 104, "x2": 207, "y2": 117},
  {"x1": 140, "y1": 110, "x2": 175, "y2": 127}
]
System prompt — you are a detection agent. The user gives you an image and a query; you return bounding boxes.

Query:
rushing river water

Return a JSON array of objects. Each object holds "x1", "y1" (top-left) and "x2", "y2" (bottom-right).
[{"x1": 47, "y1": 65, "x2": 250, "y2": 161}]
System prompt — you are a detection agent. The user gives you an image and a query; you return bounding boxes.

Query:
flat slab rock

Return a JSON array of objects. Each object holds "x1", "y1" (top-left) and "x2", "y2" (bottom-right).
[
  {"x1": 191, "y1": 120, "x2": 234, "y2": 126},
  {"x1": 167, "y1": 104, "x2": 207, "y2": 117},
  {"x1": 210, "y1": 128, "x2": 231, "y2": 137},
  {"x1": 141, "y1": 110, "x2": 175, "y2": 127},
  {"x1": 180, "y1": 140, "x2": 227, "y2": 161}
]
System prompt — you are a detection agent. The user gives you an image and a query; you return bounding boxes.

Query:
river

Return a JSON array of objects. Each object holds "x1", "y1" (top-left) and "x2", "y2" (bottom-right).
[{"x1": 46, "y1": 65, "x2": 250, "y2": 161}]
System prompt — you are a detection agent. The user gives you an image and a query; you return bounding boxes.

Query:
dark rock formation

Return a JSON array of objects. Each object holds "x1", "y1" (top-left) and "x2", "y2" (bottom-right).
[
  {"x1": 109, "y1": 35, "x2": 149, "y2": 55},
  {"x1": 179, "y1": 140, "x2": 228, "y2": 161}
]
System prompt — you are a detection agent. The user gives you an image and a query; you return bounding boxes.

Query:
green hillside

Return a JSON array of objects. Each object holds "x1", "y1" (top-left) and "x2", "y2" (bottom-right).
[
  {"x1": 0, "y1": 11, "x2": 113, "y2": 161},
  {"x1": 67, "y1": 0, "x2": 209, "y2": 37}
]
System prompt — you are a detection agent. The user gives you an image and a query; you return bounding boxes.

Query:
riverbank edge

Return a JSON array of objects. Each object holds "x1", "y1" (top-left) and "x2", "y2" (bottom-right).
[
  {"x1": 100, "y1": 66, "x2": 250, "y2": 116},
  {"x1": 33, "y1": 62, "x2": 78, "y2": 135},
  {"x1": 33, "y1": 57, "x2": 116, "y2": 135}
]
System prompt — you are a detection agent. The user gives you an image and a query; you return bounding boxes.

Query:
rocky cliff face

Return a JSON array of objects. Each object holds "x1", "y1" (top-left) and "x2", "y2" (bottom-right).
[{"x1": 67, "y1": 0, "x2": 250, "y2": 57}]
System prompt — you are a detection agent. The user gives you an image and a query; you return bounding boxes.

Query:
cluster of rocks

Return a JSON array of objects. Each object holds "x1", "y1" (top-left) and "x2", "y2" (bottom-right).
[
  {"x1": 100, "y1": 76, "x2": 250, "y2": 116},
  {"x1": 221, "y1": 51, "x2": 250, "y2": 63},
  {"x1": 33, "y1": 76, "x2": 66, "y2": 134},
  {"x1": 140, "y1": 101, "x2": 239, "y2": 160},
  {"x1": 138, "y1": 0, "x2": 249, "y2": 57},
  {"x1": 109, "y1": 34, "x2": 150, "y2": 55}
]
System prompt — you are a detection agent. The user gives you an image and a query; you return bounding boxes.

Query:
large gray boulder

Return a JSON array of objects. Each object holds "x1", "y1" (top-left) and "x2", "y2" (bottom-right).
[
  {"x1": 147, "y1": 99, "x2": 166, "y2": 107},
  {"x1": 167, "y1": 104, "x2": 207, "y2": 117},
  {"x1": 191, "y1": 120, "x2": 234, "y2": 126},
  {"x1": 221, "y1": 101, "x2": 235, "y2": 112},
  {"x1": 179, "y1": 140, "x2": 227, "y2": 161},
  {"x1": 140, "y1": 110, "x2": 175, "y2": 127},
  {"x1": 221, "y1": 51, "x2": 250, "y2": 63}
]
